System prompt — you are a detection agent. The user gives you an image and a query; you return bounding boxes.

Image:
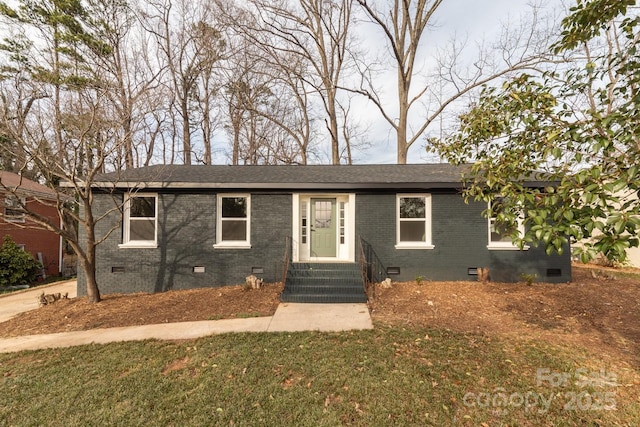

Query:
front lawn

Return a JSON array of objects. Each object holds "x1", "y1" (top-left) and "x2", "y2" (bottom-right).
[{"x1": 1, "y1": 326, "x2": 636, "y2": 426}]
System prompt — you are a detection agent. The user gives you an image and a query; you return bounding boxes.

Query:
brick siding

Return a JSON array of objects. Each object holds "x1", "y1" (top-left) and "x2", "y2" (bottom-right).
[{"x1": 79, "y1": 189, "x2": 571, "y2": 296}]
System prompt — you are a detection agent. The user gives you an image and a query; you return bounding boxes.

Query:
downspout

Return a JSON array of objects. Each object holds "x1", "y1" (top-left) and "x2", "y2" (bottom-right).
[{"x1": 59, "y1": 216, "x2": 64, "y2": 275}]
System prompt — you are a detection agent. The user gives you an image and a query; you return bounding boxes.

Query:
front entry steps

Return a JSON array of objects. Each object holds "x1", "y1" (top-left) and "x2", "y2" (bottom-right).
[{"x1": 281, "y1": 263, "x2": 367, "y2": 303}]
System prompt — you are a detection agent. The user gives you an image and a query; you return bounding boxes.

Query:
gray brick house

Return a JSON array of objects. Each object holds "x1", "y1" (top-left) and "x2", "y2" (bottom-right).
[{"x1": 79, "y1": 164, "x2": 571, "y2": 302}]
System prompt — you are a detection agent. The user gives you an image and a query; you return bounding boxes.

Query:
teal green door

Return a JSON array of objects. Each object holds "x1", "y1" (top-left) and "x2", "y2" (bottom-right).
[{"x1": 311, "y1": 198, "x2": 337, "y2": 257}]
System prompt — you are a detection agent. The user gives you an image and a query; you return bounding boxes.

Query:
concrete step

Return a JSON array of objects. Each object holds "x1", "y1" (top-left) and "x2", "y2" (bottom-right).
[
  {"x1": 284, "y1": 283, "x2": 364, "y2": 295},
  {"x1": 280, "y1": 293, "x2": 367, "y2": 303},
  {"x1": 282, "y1": 262, "x2": 366, "y2": 303}
]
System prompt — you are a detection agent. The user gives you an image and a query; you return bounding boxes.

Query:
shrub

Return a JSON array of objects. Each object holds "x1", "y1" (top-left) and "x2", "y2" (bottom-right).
[
  {"x1": 520, "y1": 273, "x2": 537, "y2": 286},
  {"x1": 0, "y1": 235, "x2": 42, "y2": 287}
]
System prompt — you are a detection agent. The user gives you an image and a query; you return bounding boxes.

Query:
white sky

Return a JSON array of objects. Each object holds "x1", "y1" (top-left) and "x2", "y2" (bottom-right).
[{"x1": 356, "y1": 0, "x2": 566, "y2": 165}]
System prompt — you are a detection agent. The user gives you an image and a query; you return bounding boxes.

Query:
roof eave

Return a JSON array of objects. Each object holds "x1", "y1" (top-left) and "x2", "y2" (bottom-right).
[{"x1": 91, "y1": 181, "x2": 473, "y2": 190}]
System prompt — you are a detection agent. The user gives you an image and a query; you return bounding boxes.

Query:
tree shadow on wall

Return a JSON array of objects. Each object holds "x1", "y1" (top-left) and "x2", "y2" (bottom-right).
[{"x1": 154, "y1": 194, "x2": 211, "y2": 292}]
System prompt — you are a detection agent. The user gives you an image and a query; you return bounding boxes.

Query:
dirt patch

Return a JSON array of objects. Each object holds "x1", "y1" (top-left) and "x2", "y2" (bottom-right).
[
  {"x1": 0, "y1": 283, "x2": 283, "y2": 338},
  {"x1": 370, "y1": 265, "x2": 640, "y2": 368},
  {"x1": 0, "y1": 265, "x2": 638, "y2": 368}
]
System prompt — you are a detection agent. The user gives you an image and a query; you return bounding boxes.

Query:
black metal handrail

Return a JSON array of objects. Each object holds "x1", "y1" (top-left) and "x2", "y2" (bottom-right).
[
  {"x1": 358, "y1": 236, "x2": 386, "y2": 300},
  {"x1": 282, "y1": 236, "x2": 293, "y2": 286}
]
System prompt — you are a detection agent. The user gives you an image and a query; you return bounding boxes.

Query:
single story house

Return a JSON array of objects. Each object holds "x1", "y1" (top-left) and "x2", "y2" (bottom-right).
[
  {"x1": 79, "y1": 164, "x2": 571, "y2": 302},
  {"x1": 0, "y1": 171, "x2": 63, "y2": 277}
]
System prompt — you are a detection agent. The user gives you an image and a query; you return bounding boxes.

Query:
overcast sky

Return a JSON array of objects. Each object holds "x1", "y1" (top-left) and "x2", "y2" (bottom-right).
[{"x1": 356, "y1": 0, "x2": 565, "y2": 165}]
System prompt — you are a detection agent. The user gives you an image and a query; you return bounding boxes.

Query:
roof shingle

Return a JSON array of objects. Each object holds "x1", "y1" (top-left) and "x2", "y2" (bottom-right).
[
  {"x1": 90, "y1": 163, "x2": 550, "y2": 191},
  {"x1": 93, "y1": 164, "x2": 474, "y2": 190}
]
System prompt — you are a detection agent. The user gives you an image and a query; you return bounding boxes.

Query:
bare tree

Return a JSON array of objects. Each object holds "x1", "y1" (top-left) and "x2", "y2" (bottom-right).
[
  {"x1": 355, "y1": 0, "x2": 556, "y2": 163},
  {"x1": 141, "y1": 0, "x2": 225, "y2": 165},
  {"x1": 0, "y1": 0, "x2": 138, "y2": 302},
  {"x1": 215, "y1": 2, "x2": 315, "y2": 165},
  {"x1": 192, "y1": 20, "x2": 225, "y2": 165},
  {"x1": 86, "y1": 0, "x2": 165, "y2": 170},
  {"x1": 249, "y1": 0, "x2": 356, "y2": 164},
  {"x1": 0, "y1": 75, "x2": 125, "y2": 304}
]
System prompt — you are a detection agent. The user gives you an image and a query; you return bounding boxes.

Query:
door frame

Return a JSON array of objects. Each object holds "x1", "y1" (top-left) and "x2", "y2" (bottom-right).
[{"x1": 292, "y1": 193, "x2": 355, "y2": 262}]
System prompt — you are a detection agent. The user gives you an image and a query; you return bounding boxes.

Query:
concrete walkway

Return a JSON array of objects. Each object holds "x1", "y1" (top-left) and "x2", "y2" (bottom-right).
[
  {"x1": 0, "y1": 284, "x2": 372, "y2": 353},
  {"x1": 0, "y1": 280, "x2": 77, "y2": 323}
]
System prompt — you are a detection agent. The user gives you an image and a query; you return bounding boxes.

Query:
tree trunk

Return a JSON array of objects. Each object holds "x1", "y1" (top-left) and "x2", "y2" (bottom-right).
[
  {"x1": 327, "y1": 93, "x2": 340, "y2": 165},
  {"x1": 181, "y1": 95, "x2": 192, "y2": 164},
  {"x1": 79, "y1": 199, "x2": 101, "y2": 303},
  {"x1": 397, "y1": 68, "x2": 410, "y2": 164},
  {"x1": 82, "y1": 257, "x2": 101, "y2": 303},
  {"x1": 232, "y1": 118, "x2": 240, "y2": 165},
  {"x1": 202, "y1": 89, "x2": 212, "y2": 165}
]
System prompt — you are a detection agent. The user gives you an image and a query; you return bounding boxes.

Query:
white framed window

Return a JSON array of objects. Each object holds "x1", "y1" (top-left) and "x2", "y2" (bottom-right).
[
  {"x1": 396, "y1": 194, "x2": 434, "y2": 249},
  {"x1": 121, "y1": 193, "x2": 158, "y2": 248},
  {"x1": 215, "y1": 194, "x2": 251, "y2": 248},
  {"x1": 3, "y1": 195, "x2": 25, "y2": 222},
  {"x1": 487, "y1": 197, "x2": 528, "y2": 250},
  {"x1": 301, "y1": 200, "x2": 308, "y2": 244}
]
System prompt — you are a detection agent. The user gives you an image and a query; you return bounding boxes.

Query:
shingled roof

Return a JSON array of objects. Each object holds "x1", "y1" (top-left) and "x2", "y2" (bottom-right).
[
  {"x1": 90, "y1": 163, "x2": 549, "y2": 191},
  {"x1": 91, "y1": 164, "x2": 478, "y2": 190},
  {"x1": 0, "y1": 171, "x2": 56, "y2": 199}
]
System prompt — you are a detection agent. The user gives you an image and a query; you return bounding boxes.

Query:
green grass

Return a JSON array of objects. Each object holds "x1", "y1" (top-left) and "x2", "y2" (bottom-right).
[
  {"x1": 614, "y1": 270, "x2": 640, "y2": 280},
  {"x1": 235, "y1": 312, "x2": 263, "y2": 318},
  {"x1": 0, "y1": 325, "x2": 636, "y2": 426}
]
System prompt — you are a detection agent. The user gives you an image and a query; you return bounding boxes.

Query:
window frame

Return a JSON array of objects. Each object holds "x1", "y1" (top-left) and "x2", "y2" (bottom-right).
[
  {"x1": 487, "y1": 197, "x2": 528, "y2": 250},
  {"x1": 395, "y1": 193, "x2": 434, "y2": 250},
  {"x1": 3, "y1": 195, "x2": 26, "y2": 223},
  {"x1": 120, "y1": 193, "x2": 158, "y2": 248},
  {"x1": 214, "y1": 194, "x2": 251, "y2": 249}
]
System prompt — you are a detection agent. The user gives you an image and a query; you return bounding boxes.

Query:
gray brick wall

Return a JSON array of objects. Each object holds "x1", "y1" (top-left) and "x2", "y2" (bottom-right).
[
  {"x1": 356, "y1": 192, "x2": 571, "y2": 283},
  {"x1": 79, "y1": 189, "x2": 571, "y2": 296},
  {"x1": 78, "y1": 192, "x2": 291, "y2": 295}
]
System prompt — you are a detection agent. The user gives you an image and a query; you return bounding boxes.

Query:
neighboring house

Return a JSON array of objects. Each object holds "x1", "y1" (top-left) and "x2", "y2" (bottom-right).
[
  {"x1": 80, "y1": 164, "x2": 572, "y2": 301},
  {"x1": 627, "y1": 247, "x2": 640, "y2": 268},
  {"x1": 0, "y1": 171, "x2": 62, "y2": 277}
]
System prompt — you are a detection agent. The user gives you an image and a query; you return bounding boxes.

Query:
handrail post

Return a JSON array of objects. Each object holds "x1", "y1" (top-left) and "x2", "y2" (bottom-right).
[
  {"x1": 282, "y1": 236, "x2": 292, "y2": 286},
  {"x1": 358, "y1": 236, "x2": 374, "y2": 301}
]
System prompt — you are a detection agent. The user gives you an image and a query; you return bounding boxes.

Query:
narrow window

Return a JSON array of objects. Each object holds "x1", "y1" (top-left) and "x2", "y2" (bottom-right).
[
  {"x1": 122, "y1": 194, "x2": 158, "y2": 246},
  {"x1": 301, "y1": 201, "x2": 308, "y2": 244},
  {"x1": 339, "y1": 201, "x2": 345, "y2": 244}
]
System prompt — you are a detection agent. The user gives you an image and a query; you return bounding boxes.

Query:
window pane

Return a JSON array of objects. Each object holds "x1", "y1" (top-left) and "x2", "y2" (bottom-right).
[
  {"x1": 4, "y1": 196, "x2": 24, "y2": 219},
  {"x1": 314, "y1": 200, "x2": 332, "y2": 228},
  {"x1": 400, "y1": 221, "x2": 425, "y2": 242},
  {"x1": 400, "y1": 197, "x2": 425, "y2": 218},
  {"x1": 130, "y1": 219, "x2": 155, "y2": 241},
  {"x1": 222, "y1": 197, "x2": 247, "y2": 218},
  {"x1": 490, "y1": 219, "x2": 515, "y2": 243},
  {"x1": 301, "y1": 201, "x2": 307, "y2": 243},
  {"x1": 5, "y1": 207, "x2": 23, "y2": 217},
  {"x1": 222, "y1": 220, "x2": 247, "y2": 240},
  {"x1": 130, "y1": 197, "x2": 155, "y2": 217}
]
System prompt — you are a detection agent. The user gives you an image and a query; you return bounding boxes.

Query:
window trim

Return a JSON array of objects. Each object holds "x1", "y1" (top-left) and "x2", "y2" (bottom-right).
[
  {"x1": 214, "y1": 193, "x2": 252, "y2": 249},
  {"x1": 119, "y1": 193, "x2": 158, "y2": 249},
  {"x1": 487, "y1": 198, "x2": 529, "y2": 251},
  {"x1": 3, "y1": 195, "x2": 26, "y2": 223},
  {"x1": 395, "y1": 193, "x2": 434, "y2": 250}
]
